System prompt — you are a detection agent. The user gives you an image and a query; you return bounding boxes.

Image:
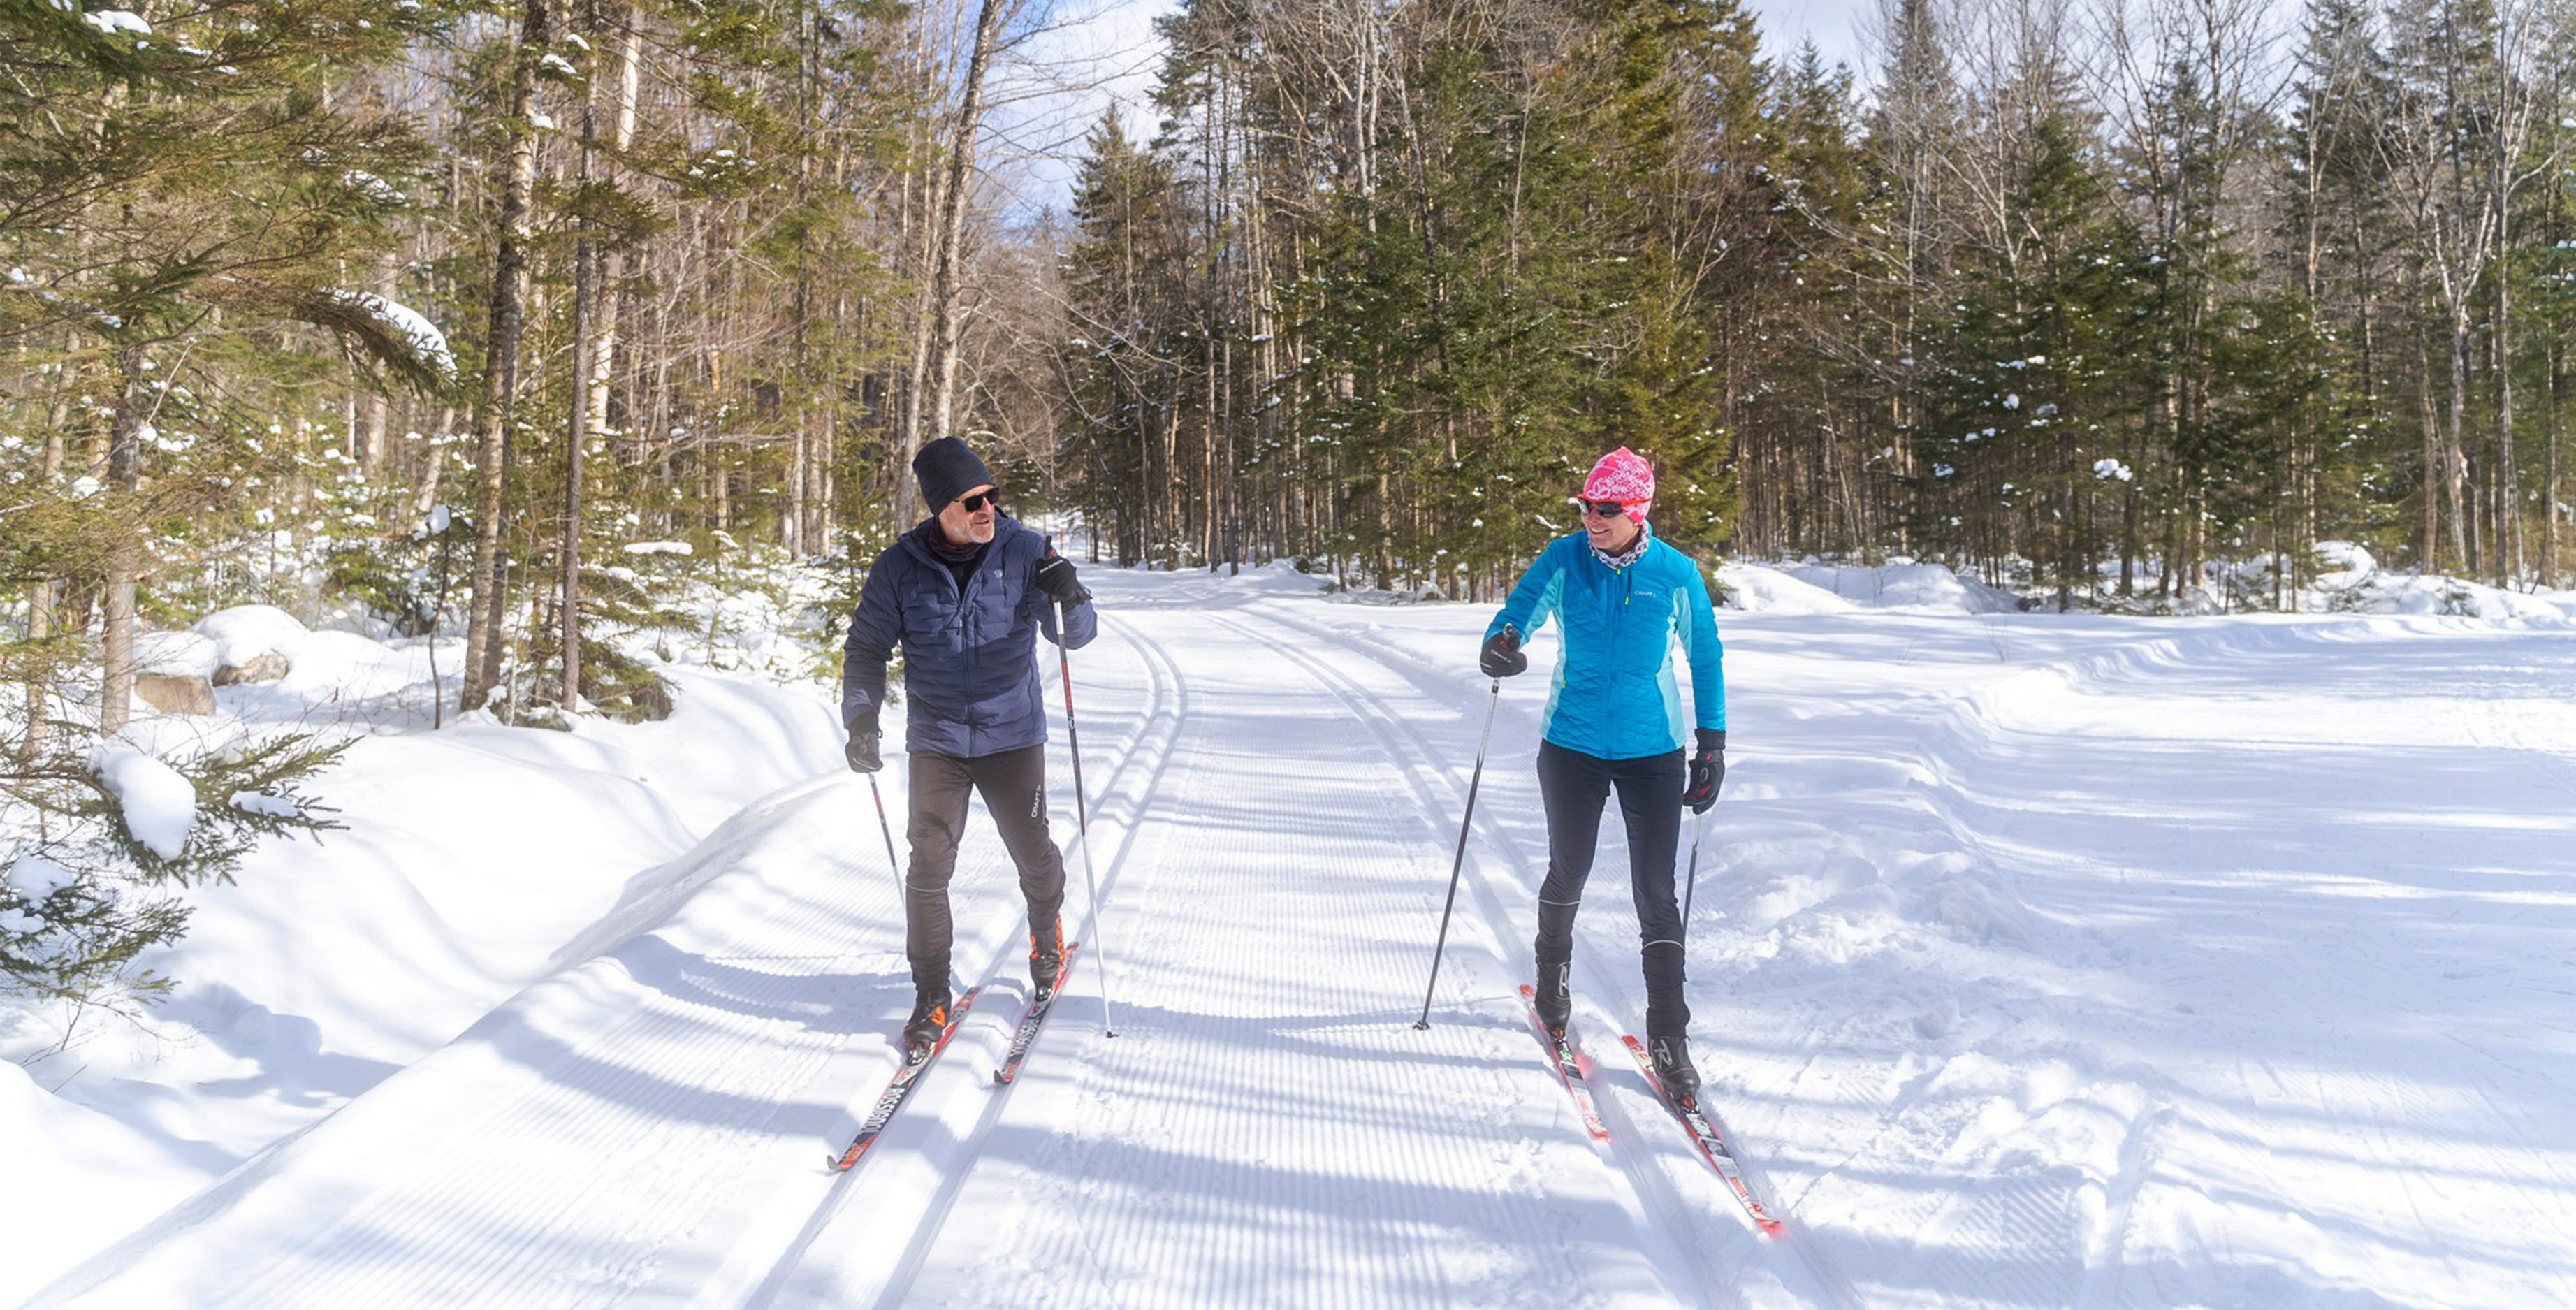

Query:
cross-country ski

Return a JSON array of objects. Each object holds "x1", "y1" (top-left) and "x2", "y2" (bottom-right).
[
  {"x1": 1520, "y1": 983, "x2": 1608, "y2": 1142},
  {"x1": 994, "y1": 940, "x2": 1079, "y2": 1085},
  {"x1": 829, "y1": 986, "x2": 984, "y2": 1172}
]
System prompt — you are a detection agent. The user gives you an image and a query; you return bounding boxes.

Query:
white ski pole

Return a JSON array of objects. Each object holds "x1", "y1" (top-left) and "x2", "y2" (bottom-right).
[
  {"x1": 1056, "y1": 597, "x2": 1117, "y2": 1038},
  {"x1": 866, "y1": 773, "x2": 903, "y2": 880}
]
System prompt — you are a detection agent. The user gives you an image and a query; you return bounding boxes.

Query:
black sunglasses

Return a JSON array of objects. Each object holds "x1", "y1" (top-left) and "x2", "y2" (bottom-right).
[
  {"x1": 1580, "y1": 499, "x2": 1629, "y2": 517},
  {"x1": 955, "y1": 490, "x2": 998, "y2": 512}
]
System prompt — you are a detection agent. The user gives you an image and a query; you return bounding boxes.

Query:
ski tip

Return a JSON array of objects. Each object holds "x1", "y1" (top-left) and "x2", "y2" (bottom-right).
[{"x1": 992, "y1": 1069, "x2": 1013, "y2": 1086}]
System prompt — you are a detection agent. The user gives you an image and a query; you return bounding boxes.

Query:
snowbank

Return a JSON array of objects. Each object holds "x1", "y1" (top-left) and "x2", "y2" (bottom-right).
[
  {"x1": 2, "y1": 625, "x2": 845, "y2": 1303},
  {"x1": 1777, "y1": 560, "x2": 2023, "y2": 613},
  {"x1": 1715, "y1": 562, "x2": 1859, "y2": 614}
]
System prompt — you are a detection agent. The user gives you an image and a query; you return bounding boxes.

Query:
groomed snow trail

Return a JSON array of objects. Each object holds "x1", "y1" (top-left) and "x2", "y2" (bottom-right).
[
  {"x1": 27, "y1": 569, "x2": 1798, "y2": 1310},
  {"x1": 27, "y1": 572, "x2": 2576, "y2": 1309}
]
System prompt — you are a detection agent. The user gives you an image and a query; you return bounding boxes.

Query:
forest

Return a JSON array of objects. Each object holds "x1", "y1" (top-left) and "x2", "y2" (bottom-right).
[{"x1": 3, "y1": 0, "x2": 2572, "y2": 897}]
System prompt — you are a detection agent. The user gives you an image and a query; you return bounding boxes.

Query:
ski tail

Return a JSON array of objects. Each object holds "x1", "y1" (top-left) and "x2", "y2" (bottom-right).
[
  {"x1": 1621, "y1": 1033, "x2": 1784, "y2": 1236},
  {"x1": 994, "y1": 941, "x2": 1082, "y2": 1085}
]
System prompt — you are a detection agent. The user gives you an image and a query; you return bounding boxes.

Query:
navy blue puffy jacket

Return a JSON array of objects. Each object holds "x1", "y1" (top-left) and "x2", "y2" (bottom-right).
[{"x1": 841, "y1": 512, "x2": 1098, "y2": 759}]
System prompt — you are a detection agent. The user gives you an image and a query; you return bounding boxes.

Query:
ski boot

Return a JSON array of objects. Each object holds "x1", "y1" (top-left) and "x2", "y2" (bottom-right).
[
  {"x1": 1649, "y1": 1031, "x2": 1702, "y2": 1107},
  {"x1": 1029, "y1": 916, "x2": 1067, "y2": 1003},
  {"x1": 1533, "y1": 959, "x2": 1571, "y2": 1037},
  {"x1": 901, "y1": 986, "x2": 953, "y2": 1064}
]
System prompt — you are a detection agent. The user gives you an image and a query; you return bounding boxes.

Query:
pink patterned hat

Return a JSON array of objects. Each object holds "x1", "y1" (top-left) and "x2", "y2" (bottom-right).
[{"x1": 1582, "y1": 446, "x2": 1654, "y2": 523}]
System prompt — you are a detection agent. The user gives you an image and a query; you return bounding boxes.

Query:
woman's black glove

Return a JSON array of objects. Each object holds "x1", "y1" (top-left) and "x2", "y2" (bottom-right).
[
  {"x1": 1479, "y1": 627, "x2": 1527, "y2": 678},
  {"x1": 1683, "y1": 729, "x2": 1725, "y2": 813}
]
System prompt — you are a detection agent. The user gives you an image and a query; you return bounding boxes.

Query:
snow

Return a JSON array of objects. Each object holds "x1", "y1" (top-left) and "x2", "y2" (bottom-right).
[
  {"x1": 191, "y1": 604, "x2": 308, "y2": 669},
  {"x1": 80, "y1": 9, "x2": 147, "y2": 36},
  {"x1": 131, "y1": 629, "x2": 219, "y2": 678},
  {"x1": 340, "y1": 169, "x2": 405, "y2": 204},
  {"x1": 90, "y1": 748, "x2": 196, "y2": 859},
  {"x1": 1779, "y1": 560, "x2": 2025, "y2": 613},
  {"x1": 319, "y1": 289, "x2": 455, "y2": 382},
  {"x1": 225, "y1": 792, "x2": 301, "y2": 820},
  {"x1": 4, "y1": 853, "x2": 79, "y2": 901},
  {"x1": 1717, "y1": 562, "x2": 1858, "y2": 614},
  {"x1": 8, "y1": 559, "x2": 2576, "y2": 1308}
]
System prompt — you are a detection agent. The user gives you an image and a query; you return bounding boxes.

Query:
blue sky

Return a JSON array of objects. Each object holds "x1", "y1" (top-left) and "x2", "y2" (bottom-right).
[{"x1": 990, "y1": 0, "x2": 1876, "y2": 216}]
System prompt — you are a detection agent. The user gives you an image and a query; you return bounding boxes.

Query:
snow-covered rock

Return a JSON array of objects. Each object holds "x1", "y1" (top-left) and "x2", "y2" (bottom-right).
[
  {"x1": 194, "y1": 604, "x2": 309, "y2": 685},
  {"x1": 131, "y1": 632, "x2": 221, "y2": 714},
  {"x1": 2311, "y1": 540, "x2": 2375, "y2": 592},
  {"x1": 133, "y1": 631, "x2": 220, "y2": 679}
]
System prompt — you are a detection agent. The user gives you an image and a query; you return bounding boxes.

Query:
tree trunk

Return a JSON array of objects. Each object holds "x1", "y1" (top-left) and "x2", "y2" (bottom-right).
[
  {"x1": 463, "y1": 0, "x2": 548, "y2": 713},
  {"x1": 562, "y1": 0, "x2": 606, "y2": 711},
  {"x1": 2449, "y1": 310, "x2": 2473, "y2": 572},
  {"x1": 99, "y1": 339, "x2": 150, "y2": 736}
]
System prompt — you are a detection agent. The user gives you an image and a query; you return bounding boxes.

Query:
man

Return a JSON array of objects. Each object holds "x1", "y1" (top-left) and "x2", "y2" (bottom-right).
[
  {"x1": 1479, "y1": 446, "x2": 1726, "y2": 1102},
  {"x1": 842, "y1": 435, "x2": 1098, "y2": 1061}
]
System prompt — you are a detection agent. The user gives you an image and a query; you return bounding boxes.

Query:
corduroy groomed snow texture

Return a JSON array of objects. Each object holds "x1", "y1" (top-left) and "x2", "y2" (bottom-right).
[{"x1": 1582, "y1": 446, "x2": 1655, "y2": 523}]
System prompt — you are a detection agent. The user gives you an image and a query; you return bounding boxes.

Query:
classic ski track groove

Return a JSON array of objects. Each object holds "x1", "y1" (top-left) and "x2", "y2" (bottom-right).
[
  {"x1": 1242, "y1": 604, "x2": 1877, "y2": 1310},
  {"x1": 1208, "y1": 609, "x2": 1745, "y2": 1310}
]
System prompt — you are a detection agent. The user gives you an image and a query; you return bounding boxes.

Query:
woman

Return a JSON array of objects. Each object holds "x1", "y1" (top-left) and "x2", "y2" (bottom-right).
[{"x1": 1480, "y1": 446, "x2": 1726, "y2": 1102}]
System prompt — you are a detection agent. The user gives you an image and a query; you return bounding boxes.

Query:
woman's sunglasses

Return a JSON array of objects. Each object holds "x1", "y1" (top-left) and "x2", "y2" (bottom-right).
[
  {"x1": 1580, "y1": 499, "x2": 1630, "y2": 518},
  {"x1": 956, "y1": 490, "x2": 998, "y2": 512}
]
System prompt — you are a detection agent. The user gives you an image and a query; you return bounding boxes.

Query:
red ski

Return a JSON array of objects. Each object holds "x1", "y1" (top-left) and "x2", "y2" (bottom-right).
[
  {"x1": 1622, "y1": 1033, "x2": 1785, "y2": 1236},
  {"x1": 828, "y1": 987, "x2": 983, "y2": 1172},
  {"x1": 993, "y1": 941, "x2": 1081, "y2": 1085},
  {"x1": 1520, "y1": 984, "x2": 1609, "y2": 1142}
]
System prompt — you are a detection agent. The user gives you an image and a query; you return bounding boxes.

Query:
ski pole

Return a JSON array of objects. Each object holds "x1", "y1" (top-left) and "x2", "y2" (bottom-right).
[
  {"x1": 866, "y1": 772, "x2": 903, "y2": 880},
  {"x1": 1415, "y1": 677, "x2": 1501, "y2": 1031},
  {"x1": 1056, "y1": 598, "x2": 1117, "y2": 1037},
  {"x1": 1680, "y1": 803, "x2": 1708, "y2": 929}
]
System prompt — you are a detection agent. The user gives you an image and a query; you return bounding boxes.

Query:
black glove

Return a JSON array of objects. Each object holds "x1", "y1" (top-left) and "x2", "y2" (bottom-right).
[
  {"x1": 845, "y1": 709, "x2": 882, "y2": 774},
  {"x1": 1683, "y1": 728, "x2": 1725, "y2": 813},
  {"x1": 1479, "y1": 627, "x2": 1527, "y2": 678},
  {"x1": 1035, "y1": 554, "x2": 1091, "y2": 608}
]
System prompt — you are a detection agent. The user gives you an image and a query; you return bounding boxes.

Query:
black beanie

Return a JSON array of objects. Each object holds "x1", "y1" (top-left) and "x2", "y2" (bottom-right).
[{"x1": 913, "y1": 436, "x2": 994, "y2": 511}]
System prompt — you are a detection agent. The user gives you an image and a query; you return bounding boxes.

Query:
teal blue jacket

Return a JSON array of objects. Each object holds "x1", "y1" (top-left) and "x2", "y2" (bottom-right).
[{"x1": 1485, "y1": 528, "x2": 1725, "y2": 760}]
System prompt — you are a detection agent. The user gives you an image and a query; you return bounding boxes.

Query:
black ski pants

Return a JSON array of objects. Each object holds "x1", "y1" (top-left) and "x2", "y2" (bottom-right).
[
  {"x1": 1532, "y1": 738, "x2": 1690, "y2": 1038},
  {"x1": 903, "y1": 744, "x2": 1065, "y2": 991}
]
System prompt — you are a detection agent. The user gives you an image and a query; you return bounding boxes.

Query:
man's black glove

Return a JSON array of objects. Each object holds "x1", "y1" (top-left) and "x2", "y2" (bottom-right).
[
  {"x1": 1683, "y1": 728, "x2": 1725, "y2": 813},
  {"x1": 1035, "y1": 554, "x2": 1091, "y2": 608},
  {"x1": 1479, "y1": 627, "x2": 1527, "y2": 678},
  {"x1": 845, "y1": 709, "x2": 882, "y2": 774}
]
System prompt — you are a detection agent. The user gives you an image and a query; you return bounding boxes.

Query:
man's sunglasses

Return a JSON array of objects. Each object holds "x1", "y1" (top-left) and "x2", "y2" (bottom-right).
[
  {"x1": 955, "y1": 490, "x2": 998, "y2": 512},
  {"x1": 1580, "y1": 499, "x2": 1631, "y2": 518}
]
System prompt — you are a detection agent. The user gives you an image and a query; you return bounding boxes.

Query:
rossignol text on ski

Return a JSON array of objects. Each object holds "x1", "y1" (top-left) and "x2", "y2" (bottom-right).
[{"x1": 829, "y1": 987, "x2": 984, "y2": 1172}]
